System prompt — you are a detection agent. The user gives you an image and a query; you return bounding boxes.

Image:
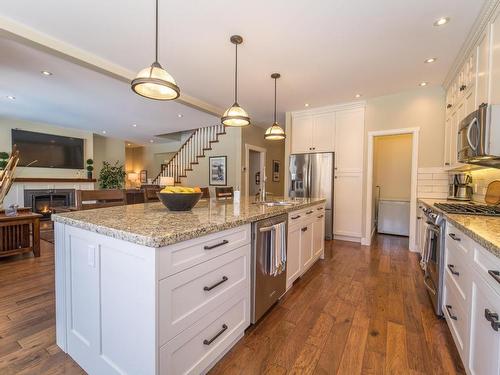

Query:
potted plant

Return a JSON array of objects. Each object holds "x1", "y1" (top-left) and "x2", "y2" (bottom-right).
[
  {"x1": 98, "y1": 161, "x2": 126, "y2": 189},
  {"x1": 86, "y1": 159, "x2": 94, "y2": 180},
  {"x1": 0, "y1": 152, "x2": 9, "y2": 171}
]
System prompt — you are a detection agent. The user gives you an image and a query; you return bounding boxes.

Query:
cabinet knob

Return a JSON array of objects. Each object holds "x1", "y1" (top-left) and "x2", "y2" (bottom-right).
[
  {"x1": 445, "y1": 162, "x2": 450, "y2": 166},
  {"x1": 447, "y1": 104, "x2": 452, "y2": 109}
]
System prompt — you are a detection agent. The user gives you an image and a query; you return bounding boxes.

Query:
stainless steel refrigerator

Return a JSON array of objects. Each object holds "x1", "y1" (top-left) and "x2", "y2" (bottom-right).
[{"x1": 289, "y1": 153, "x2": 334, "y2": 240}]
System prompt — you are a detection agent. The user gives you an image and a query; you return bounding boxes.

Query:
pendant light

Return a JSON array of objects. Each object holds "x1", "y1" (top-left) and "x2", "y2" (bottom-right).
[
  {"x1": 221, "y1": 35, "x2": 250, "y2": 127},
  {"x1": 131, "y1": 0, "x2": 180, "y2": 100},
  {"x1": 264, "y1": 73, "x2": 286, "y2": 140}
]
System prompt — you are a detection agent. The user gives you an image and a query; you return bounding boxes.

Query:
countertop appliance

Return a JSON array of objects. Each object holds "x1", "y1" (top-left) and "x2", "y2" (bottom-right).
[
  {"x1": 458, "y1": 103, "x2": 500, "y2": 168},
  {"x1": 289, "y1": 153, "x2": 334, "y2": 239},
  {"x1": 420, "y1": 206, "x2": 445, "y2": 316},
  {"x1": 251, "y1": 214, "x2": 287, "y2": 324},
  {"x1": 434, "y1": 202, "x2": 500, "y2": 216},
  {"x1": 448, "y1": 173, "x2": 473, "y2": 201}
]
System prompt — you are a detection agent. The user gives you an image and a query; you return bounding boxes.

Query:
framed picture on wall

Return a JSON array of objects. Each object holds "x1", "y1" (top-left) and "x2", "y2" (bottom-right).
[
  {"x1": 272, "y1": 160, "x2": 280, "y2": 182},
  {"x1": 209, "y1": 156, "x2": 227, "y2": 186},
  {"x1": 139, "y1": 170, "x2": 147, "y2": 184}
]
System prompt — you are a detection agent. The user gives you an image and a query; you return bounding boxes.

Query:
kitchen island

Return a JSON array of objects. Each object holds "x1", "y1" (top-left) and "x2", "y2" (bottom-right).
[{"x1": 52, "y1": 197, "x2": 325, "y2": 375}]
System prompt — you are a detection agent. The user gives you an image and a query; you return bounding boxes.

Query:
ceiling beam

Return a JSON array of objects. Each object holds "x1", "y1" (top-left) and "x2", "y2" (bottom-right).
[{"x1": 0, "y1": 15, "x2": 225, "y2": 118}]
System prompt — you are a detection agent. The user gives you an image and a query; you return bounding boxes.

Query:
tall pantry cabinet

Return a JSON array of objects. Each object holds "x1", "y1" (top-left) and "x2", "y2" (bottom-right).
[{"x1": 287, "y1": 103, "x2": 365, "y2": 242}]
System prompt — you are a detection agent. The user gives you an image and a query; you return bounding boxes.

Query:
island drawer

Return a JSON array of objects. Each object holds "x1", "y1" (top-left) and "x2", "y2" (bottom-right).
[
  {"x1": 160, "y1": 294, "x2": 249, "y2": 375},
  {"x1": 288, "y1": 203, "x2": 324, "y2": 226},
  {"x1": 158, "y1": 224, "x2": 251, "y2": 278},
  {"x1": 443, "y1": 276, "x2": 468, "y2": 359},
  {"x1": 445, "y1": 240, "x2": 471, "y2": 303},
  {"x1": 159, "y1": 244, "x2": 250, "y2": 343}
]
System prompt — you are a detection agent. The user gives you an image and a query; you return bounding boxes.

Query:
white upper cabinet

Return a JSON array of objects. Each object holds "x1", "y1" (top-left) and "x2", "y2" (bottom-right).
[
  {"x1": 291, "y1": 115, "x2": 314, "y2": 153},
  {"x1": 477, "y1": 29, "x2": 490, "y2": 107},
  {"x1": 490, "y1": 11, "x2": 500, "y2": 105},
  {"x1": 290, "y1": 112, "x2": 335, "y2": 153},
  {"x1": 335, "y1": 108, "x2": 365, "y2": 172}
]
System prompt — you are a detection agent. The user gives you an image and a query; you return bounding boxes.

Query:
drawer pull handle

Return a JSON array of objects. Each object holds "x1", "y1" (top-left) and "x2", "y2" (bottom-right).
[
  {"x1": 291, "y1": 215, "x2": 301, "y2": 220},
  {"x1": 306, "y1": 210, "x2": 313, "y2": 215},
  {"x1": 488, "y1": 270, "x2": 500, "y2": 285},
  {"x1": 446, "y1": 305, "x2": 457, "y2": 320},
  {"x1": 203, "y1": 324, "x2": 228, "y2": 345},
  {"x1": 204, "y1": 240, "x2": 229, "y2": 250},
  {"x1": 447, "y1": 264, "x2": 460, "y2": 276},
  {"x1": 204, "y1": 276, "x2": 228, "y2": 291},
  {"x1": 317, "y1": 215, "x2": 324, "y2": 219},
  {"x1": 301, "y1": 227, "x2": 308, "y2": 232},
  {"x1": 448, "y1": 233, "x2": 461, "y2": 242},
  {"x1": 317, "y1": 207, "x2": 323, "y2": 211},
  {"x1": 485, "y1": 309, "x2": 500, "y2": 331}
]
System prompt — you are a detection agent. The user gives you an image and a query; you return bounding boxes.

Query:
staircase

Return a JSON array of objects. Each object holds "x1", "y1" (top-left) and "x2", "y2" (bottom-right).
[{"x1": 153, "y1": 124, "x2": 226, "y2": 184}]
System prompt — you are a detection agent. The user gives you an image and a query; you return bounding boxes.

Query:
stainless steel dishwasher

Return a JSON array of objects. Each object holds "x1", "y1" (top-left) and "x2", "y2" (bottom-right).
[{"x1": 251, "y1": 214, "x2": 288, "y2": 323}]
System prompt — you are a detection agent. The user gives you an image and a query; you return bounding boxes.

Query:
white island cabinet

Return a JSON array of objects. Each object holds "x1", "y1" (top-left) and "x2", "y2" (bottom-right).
[{"x1": 54, "y1": 222, "x2": 251, "y2": 375}]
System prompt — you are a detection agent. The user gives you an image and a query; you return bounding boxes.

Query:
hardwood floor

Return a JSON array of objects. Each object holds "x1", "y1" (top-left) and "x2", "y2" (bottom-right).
[
  {"x1": 209, "y1": 235, "x2": 466, "y2": 375},
  {"x1": 0, "y1": 235, "x2": 464, "y2": 375}
]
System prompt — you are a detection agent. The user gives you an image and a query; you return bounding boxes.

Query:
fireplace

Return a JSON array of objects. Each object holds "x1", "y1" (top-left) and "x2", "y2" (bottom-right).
[{"x1": 24, "y1": 189, "x2": 75, "y2": 219}]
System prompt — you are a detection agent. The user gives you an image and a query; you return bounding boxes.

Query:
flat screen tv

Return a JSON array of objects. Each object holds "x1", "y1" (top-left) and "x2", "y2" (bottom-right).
[{"x1": 12, "y1": 129, "x2": 84, "y2": 169}]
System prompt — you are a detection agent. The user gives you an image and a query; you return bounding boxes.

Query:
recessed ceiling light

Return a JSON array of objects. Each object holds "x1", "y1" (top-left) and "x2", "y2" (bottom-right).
[
  {"x1": 149, "y1": 139, "x2": 154, "y2": 143},
  {"x1": 6, "y1": 95, "x2": 15, "y2": 100},
  {"x1": 304, "y1": 103, "x2": 310, "y2": 107},
  {"x1": 41, "y1": 70, "x2": 53, "y2": 76},
  {"x1": 434, "y1": 17, "x2": 450, "y2": 26},
  {"x1": 177, "y1": 114, "x2": 183, "y2": 118},
  {"x1": 424, "y1": 58, "x2": 437, "y2": 63},
  {"x1": 132, "y1": 123, "x2": 137, "y2": 127},
  {"x1": 102, "y1": 130, "x2": 106, "y2": 134},
  {"x1": 419, "y1": 81, "x2": 428, "y2": 87},
  {"x1": 355, "y1": 94, "x2": 362, "y2": 98}
]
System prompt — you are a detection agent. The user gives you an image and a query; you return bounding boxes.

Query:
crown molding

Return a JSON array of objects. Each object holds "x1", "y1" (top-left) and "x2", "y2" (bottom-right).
[
  {"x1": 443, "y1": 0, "x2": 500, "y2": 89},
  {"x1": 290, "y1": 100, "x2": 366, "y2": 117},
  {"x1": 0, "y1": 15, "x2": 225, "y2": 118}
]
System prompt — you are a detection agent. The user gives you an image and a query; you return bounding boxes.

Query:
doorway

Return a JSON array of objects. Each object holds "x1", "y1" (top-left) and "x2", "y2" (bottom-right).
[
  {"x1": 365, "y1": 128, "x2": 419, "y2": 251},
  {"x1": 245, "y1": 144, "x2": 266, "y2": 198}
]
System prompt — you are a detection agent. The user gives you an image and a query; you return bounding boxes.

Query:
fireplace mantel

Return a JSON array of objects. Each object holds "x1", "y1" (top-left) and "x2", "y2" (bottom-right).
[{"x1": 14, "y1": 178, "x2": 97, "y2": 183}]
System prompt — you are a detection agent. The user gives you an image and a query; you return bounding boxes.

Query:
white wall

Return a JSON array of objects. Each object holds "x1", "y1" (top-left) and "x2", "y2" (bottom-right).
[
  {"x1": 0, "y1": 116, "x2": 93, "y2": 178},
  {"x1": 92, "y1": 134, "x2": 126, "y2": 180}
]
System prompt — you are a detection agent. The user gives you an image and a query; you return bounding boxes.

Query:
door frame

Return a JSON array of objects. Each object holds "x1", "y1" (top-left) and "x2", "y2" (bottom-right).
[
  {"x1": 244, "y1": 144, "x2": 266, "y2": 198},
  {"x1": 363, "y1": 127, "x2": 420, "y2": 251}
]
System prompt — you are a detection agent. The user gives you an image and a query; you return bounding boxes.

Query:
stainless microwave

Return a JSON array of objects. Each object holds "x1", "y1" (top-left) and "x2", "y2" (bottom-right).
[{"x1": 458, "y1": 103, "x2": 500, "y2": 168}]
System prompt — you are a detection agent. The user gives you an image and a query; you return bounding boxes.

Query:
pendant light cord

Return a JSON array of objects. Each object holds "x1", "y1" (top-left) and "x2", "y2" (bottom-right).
[
  {"x1": 274, "y1": 77, "x2": 277, "y2": 124},
  {"x1": 234, "y1": 43, "x2": 238, "y2": 103},
  {"x1": 155, "y1": 0, "x2": 159, "y2": 62}
]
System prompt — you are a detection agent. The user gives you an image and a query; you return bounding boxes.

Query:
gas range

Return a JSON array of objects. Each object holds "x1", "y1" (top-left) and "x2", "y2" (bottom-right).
[{"x1": 434, "y1": 202, "x2": 500, "y2": 217}]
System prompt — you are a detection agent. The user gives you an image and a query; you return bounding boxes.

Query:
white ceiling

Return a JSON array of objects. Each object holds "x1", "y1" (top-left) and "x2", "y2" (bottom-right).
[{"x1": 0, "y1": 0, "x2": 487, "y2": 139}]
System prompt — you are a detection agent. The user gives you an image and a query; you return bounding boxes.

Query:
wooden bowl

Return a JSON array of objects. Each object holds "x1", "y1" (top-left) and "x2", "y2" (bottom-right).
[{"x1": 156, "y1": 192, "x2": 202, "y2": 211}]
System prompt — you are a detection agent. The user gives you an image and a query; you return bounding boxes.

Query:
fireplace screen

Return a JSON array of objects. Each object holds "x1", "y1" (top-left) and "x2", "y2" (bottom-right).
[{"x1": 24, "y1": 189, "x2": 75, "y2": 219}]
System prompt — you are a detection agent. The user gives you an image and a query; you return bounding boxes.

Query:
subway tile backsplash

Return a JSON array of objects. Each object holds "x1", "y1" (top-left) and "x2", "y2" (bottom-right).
[
  {"x1": 469, "y1": 168, "x2": 500, "y2": 203},
  {"x1": 417, "y1": 167, "x2": 448, "y2": 199}
]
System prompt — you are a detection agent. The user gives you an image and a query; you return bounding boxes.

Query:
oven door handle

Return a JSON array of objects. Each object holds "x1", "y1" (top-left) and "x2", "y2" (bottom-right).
[{"x1": 467, "y1": 117, "x2": 479, "y2": 151}]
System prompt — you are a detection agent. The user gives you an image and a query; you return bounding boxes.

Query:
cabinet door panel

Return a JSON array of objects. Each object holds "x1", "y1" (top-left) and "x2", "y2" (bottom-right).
[
  {"x1": 312, "y1": 215, "x2": 325, "y2": 259},
  {"x1": 469, "y1": 275, "x2": 500, "y2": 375},
  {"x1": 335, "y1": 109, "x2": 364, "y2": 172},
  {"x1": 312, "y1": 113, "x2": 335, "y2": 152},
  {"x1": 334, "y1": 174, "x2": 362, "y2": 238},
  {"x1": 444, "y1": 116, "x2": 452, "y2": 168},
  {"x1": 490, "y1": 13, "x2": 500, "y2": 104},
  {"x1": 286, "y1": 226, "x2": 301, "y2": 289},
  {"x1": 300, "y1": 224, "x2": 313, "y2": 271},
  {"x1": 291, "y1": 116, "x2": 313, "y2": 153},
  {"x1": 477, "y1": 29, "x2": 490, "y2": 106}
]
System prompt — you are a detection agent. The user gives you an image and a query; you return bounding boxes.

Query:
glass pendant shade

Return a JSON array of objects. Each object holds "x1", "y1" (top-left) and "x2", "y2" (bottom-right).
[
  {"x1": 221, "y1": 102, "x2": 250, "y2": 127},
  {"x1": 265, "y1": 122, "x2": 286, "y2": 140},
  {"x1": 132, "y1": 62, "x2": 180, "y2": 100}
]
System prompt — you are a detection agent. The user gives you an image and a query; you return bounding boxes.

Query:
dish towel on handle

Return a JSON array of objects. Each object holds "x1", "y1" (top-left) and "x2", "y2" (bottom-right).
[{"x1": 271, "y1": 222, "x2": 286, "y2": 276}]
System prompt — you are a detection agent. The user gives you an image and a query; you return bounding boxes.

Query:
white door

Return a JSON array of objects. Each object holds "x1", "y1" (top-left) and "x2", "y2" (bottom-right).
[
  {"x1": 312, "y1": 113, "x2": 335, "y2": 152},
  {"x1": 286, "y1": 225, "x2": 302, "y2": 289},
  {"x1": 335, "y1": 108, "x2": 364, "y2": 172},
  {"x1": 334, "y1": 174, "x2": 363, "y2": 238},
  {"x1": 469, "y1": 275, "x2": 500, "y2": 375},
  {"x1": 300, "y1": 224, "x2": 314, "y2": 271},
  {"x1": 291, "y1": 115, "x2": 313, "y2": 153}
]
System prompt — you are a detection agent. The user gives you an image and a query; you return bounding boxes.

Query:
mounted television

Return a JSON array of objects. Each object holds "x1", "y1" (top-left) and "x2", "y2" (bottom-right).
[{"x1": 12, "y1": 129, "x2": 84, "y2": 169}]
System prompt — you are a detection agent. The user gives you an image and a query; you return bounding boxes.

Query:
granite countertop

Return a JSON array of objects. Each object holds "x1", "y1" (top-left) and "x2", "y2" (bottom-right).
[
  {"x1": 418, "y1": 198, "x2": 500, "y2": 259},
  {"x1": 52, "y1": 197, "x2": 326, "y2": 248}
]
